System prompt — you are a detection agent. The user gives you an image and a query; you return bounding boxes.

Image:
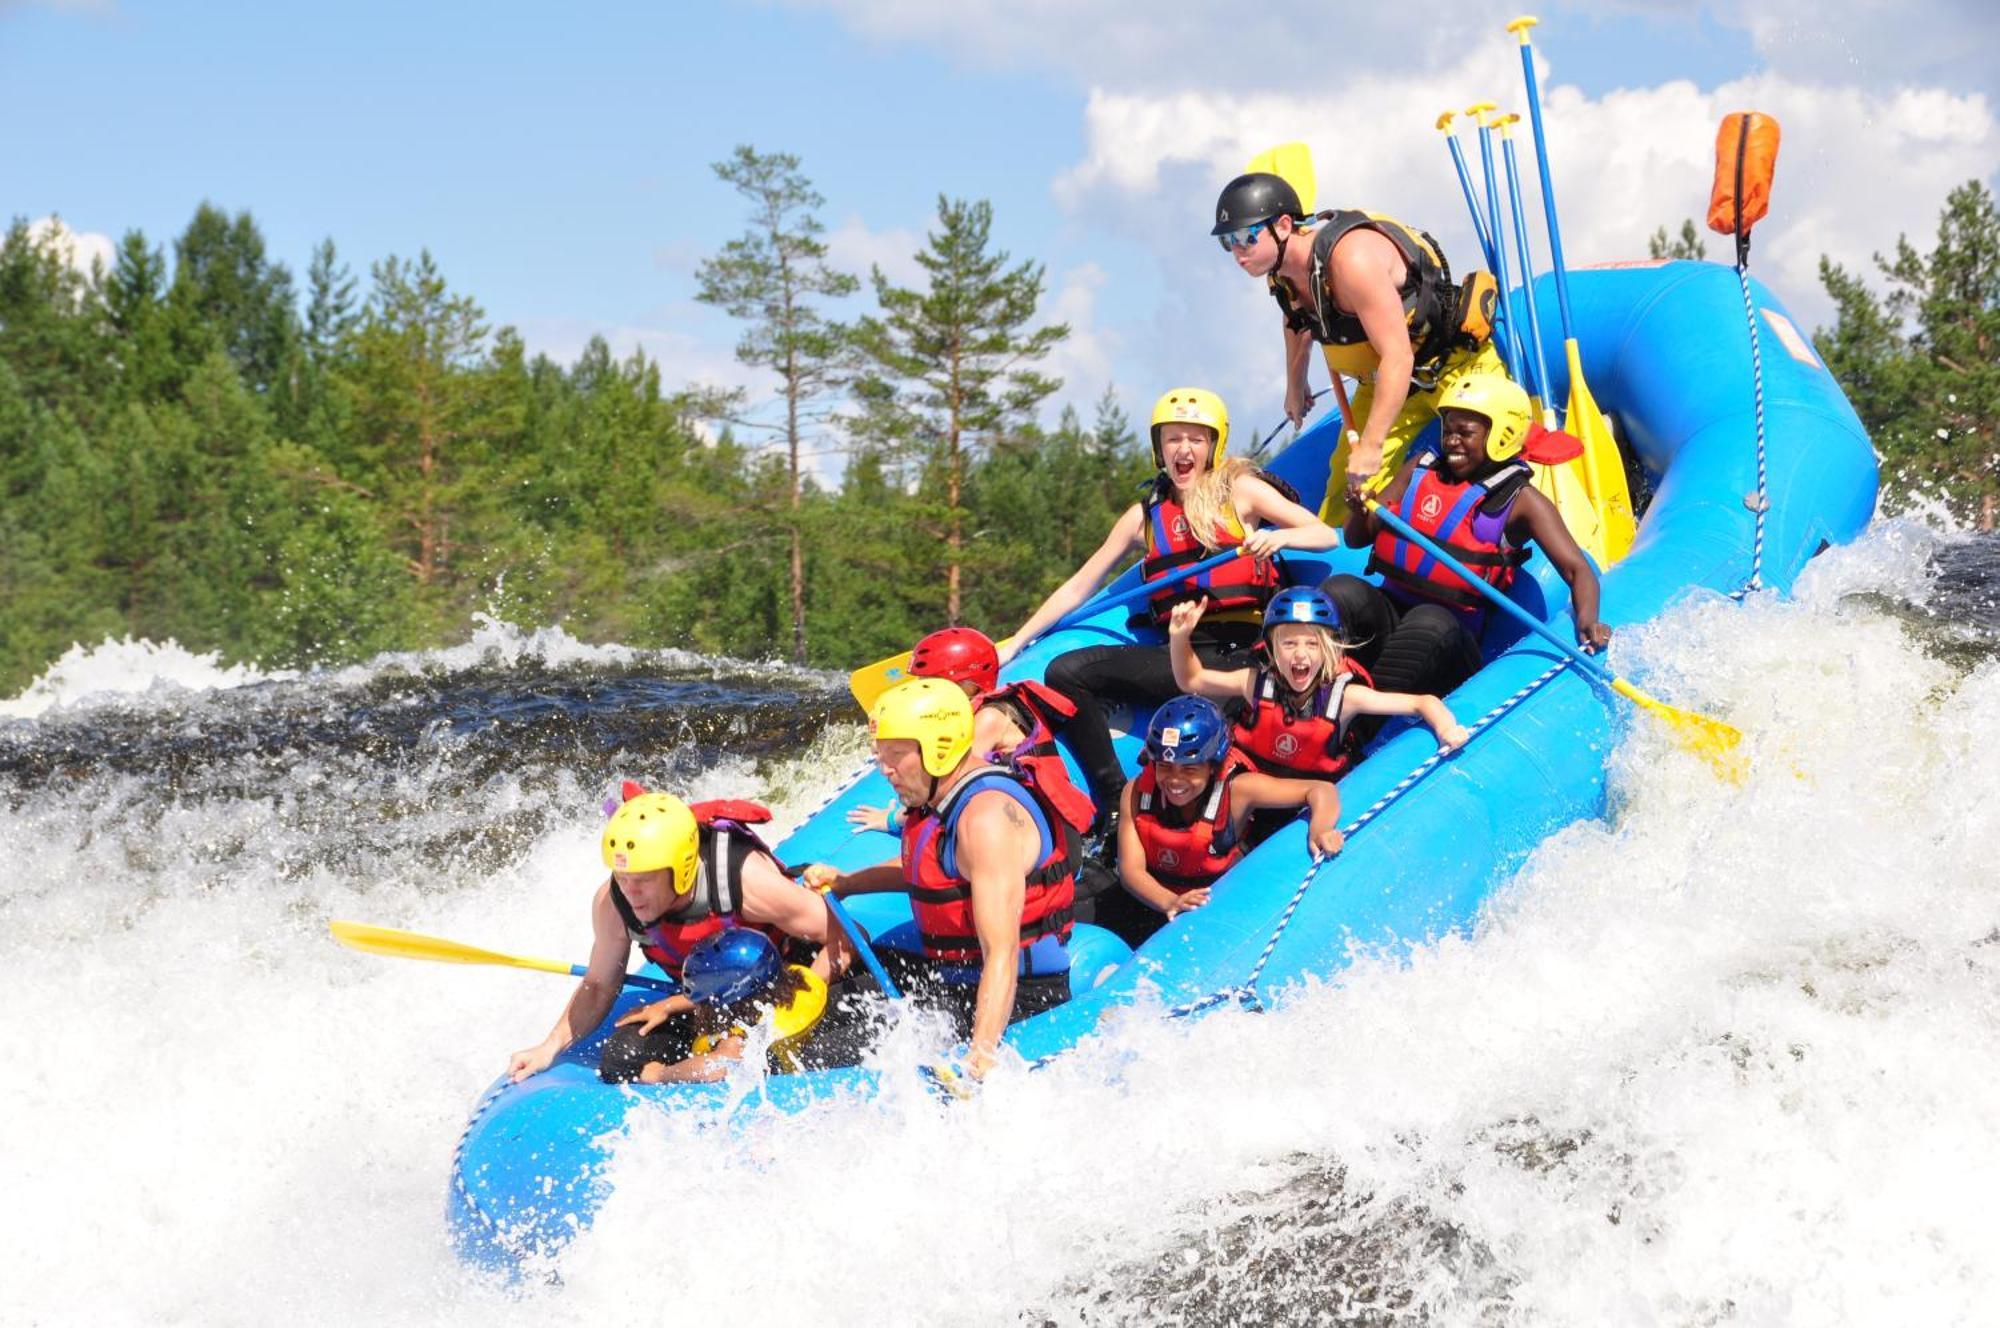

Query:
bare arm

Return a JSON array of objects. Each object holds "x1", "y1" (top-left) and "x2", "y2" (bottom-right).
[
  {"x1": 1114, "y1": 782, "x2": 1203, "y2": 916},
  {"x1": 1284, "y1": 322, "x2": 1317, "y2": 426},
  {"x1": 507, "y1": 884, "x2": 632, "y2": 1082},
  {"x1": 801, "y1": 859, "x2": 906, "y2": 897},
  {"x1": 639, "y1": 1034, "x2": 745, "y2": 1085},
  {"x1": 954, "y1": 790, "x2": 1039, "y2": 1075},
  {"x1": 739, "y1": 852, "x2": 853, "y2": 979},
  {"x1": 1166, "y1": 598, "x2": 1256, "y2": 704},
  {"x1": 1000, "y1": 505, "x2": 1146, "y2": 663},
  {"x1": 1230, "y1": 772, "x2": 1345, "y2": 859},
  {"x1": 1235, "y1": 474, "x2": 1342, "y2": 558},
  {"x1": 1509, "y1": 487, "x2": 1610, "y2": 650},
  {"x1": 1336, "y1": 234, "x2": 1418, "y2": 481},
  {"x1": 1339, "y1": 684, "x2": 1470, "y2": 750}
]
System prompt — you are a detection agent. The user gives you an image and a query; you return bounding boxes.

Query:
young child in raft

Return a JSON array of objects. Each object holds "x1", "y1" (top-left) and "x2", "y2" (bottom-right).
[
  {"x1": 1168, "y1": 587, "x2": 1470, "y2": 786},
  {"x1": 614, "y1": 928, "x2": 827, "y2": 1084},
  {"x1": 848, "y1": 626, "x2": 1096, "y2": 841},
  {"x1": 1099, "y1": 695, "x2": 1344, "y2": 947}
]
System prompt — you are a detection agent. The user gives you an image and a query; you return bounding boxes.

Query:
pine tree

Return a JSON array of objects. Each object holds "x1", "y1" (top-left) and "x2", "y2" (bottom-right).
[
  {"x1": 694, "y1": 145, "x2": 857, "y2": 664},
  {"x1": 1647, "y1": 218, "x2": 1708, "y2": 261},
  {"x1": 851, "y1": 196, "x2": 1067, "y2": 623}
]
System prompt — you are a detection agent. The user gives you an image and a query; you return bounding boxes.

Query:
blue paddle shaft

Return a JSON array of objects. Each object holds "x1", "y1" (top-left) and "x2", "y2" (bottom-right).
[
  {"x1": 823, "y1": 889, "x2": 903, "y2": 1000},
  {"x1": 1501, "y1": 135, "x2": 1555, "y2": 408},
  {"x1": 1474, "y1": 120, "x2": 1531, "y2": 392},
  {"x1": 1517, "y1": 39, "x2": 1576, "y2": 337},
  {"x1": 586, "y1": 965, "x2": 675, "y2": 994},
  {"x1": 1367, "y1": 499, "x2": 1608, "y2": 684},
  {"x1": 1044, "y1": 546, "x2": 1250, "y2": 639},
  {"x1": 1445, "y1": 135, "x2": 1497, "y2": 270}
]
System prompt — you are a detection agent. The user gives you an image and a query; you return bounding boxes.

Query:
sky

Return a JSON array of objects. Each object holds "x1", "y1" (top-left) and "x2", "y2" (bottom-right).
[{"x1": 4, "y1": 0, "x2": 1996, "y2": 457}]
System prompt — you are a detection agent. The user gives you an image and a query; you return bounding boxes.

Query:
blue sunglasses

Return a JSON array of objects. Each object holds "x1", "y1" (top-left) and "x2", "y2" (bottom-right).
[{"x1": 1216, "y1": 222, "x2": 1268, "y2": 252}]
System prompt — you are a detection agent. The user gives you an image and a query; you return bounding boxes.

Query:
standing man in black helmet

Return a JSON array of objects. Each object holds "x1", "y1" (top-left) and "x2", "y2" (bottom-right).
[{"x1": 1212, "y1": 171, "x2": 1502, "y2": 527}]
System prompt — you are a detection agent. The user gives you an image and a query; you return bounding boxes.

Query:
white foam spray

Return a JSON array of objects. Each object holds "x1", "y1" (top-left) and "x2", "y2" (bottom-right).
[{"x1": 2, "y1": 522, "x2": 1995, "y2": 1325}]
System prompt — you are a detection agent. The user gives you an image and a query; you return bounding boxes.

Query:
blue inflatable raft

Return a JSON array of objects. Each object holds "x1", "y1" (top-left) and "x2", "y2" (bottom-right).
[{"x1": 447, "y1": 260, "x2": 1878, "y2": 1272}]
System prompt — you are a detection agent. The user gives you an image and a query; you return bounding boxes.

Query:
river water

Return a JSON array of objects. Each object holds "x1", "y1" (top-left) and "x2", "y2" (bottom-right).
[{"x1": 2, "y1": 522, "x2": 1996, "y2": 1326}]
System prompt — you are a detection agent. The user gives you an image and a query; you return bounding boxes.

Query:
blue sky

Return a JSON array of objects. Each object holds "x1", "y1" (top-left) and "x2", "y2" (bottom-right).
[{"x1": 5, "y1": 0, "x2": 1996, "y2": 452}]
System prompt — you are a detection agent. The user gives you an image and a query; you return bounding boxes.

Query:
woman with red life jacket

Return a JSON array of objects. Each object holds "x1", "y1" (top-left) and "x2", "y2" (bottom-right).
[
  {"x1": 505, "y1": 785, "x2": 852, "y2": 1086},
  {"x1": 1098, "y1": 696, "x2": 1344, "y2": 947},
  {"x1": 848, "y1": 626, "x2": 1097, "y2": 841},
  {"x1": 804, "y1": 678, "x2": 1077, "y2": 1081},
  {"x1": 1169, "y1": 588, "x2": 1469, "y2": 788},
  {"x1": 1325, "y1": 372, "x2": 1610, "y2": 700},
  {"x1": 999, "y1": 387, "x2": 1339, "y2": 834}
]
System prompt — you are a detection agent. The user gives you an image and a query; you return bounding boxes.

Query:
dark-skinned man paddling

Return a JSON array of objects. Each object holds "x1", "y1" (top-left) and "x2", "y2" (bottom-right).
[
  {"x1": 803, "y1": 677, "x2": 1077, "y2": 1081},
  {"x1": 1213, "y1": 171, "x2": 1503, "y2": 526}
]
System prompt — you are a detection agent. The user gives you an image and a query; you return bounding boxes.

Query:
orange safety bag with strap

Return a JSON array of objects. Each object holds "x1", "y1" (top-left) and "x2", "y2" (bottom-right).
[{"x1": 1708, "y1": 112, "x2": 1781, "y2": 249}]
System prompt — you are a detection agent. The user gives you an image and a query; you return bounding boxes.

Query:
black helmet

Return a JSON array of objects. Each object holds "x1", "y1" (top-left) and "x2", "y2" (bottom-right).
[{"x1": 1211, "y1": 172, "x2": 1304, "y2": 236}]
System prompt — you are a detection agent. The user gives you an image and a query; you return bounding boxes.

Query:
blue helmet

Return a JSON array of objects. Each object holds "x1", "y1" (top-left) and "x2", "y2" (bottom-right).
[
  {"x1": 1263, "y1": 586, "x2": 1340, "y2": 636},
  {"x1": 1145, "y1": 696, "x2": 1233, "y2": 766},
  {"x1": 682, "y1": 928, "x2": 781, "y2": 1005}
]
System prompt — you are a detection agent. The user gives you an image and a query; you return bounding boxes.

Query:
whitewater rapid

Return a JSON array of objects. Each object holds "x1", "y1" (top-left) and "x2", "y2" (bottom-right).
[{"x1": 2, "y1": 523, "x2": 1995, "y2": 1325}]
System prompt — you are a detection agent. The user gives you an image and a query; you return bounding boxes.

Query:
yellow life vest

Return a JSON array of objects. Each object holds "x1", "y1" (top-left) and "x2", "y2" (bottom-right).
[{"x1": 689, "y1": 964, "x2": 829, "y2": 1072}]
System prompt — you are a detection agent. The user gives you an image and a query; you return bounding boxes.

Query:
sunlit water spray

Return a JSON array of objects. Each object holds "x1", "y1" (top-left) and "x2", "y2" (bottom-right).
[{"x1": 2, "y1": 526, "x2": 1995, "y2": 1325}]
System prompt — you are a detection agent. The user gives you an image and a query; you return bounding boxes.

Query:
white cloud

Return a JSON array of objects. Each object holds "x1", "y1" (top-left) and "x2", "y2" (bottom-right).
[
  {"x1": 25, "y1": 216, "x2": 116, "y2": 280},
  {"x1": 1038, "y1": 261, "x2": 1119, "y2": 418},
  {"x1": 822, "y1": 214, "x2": 925, "y2": 290}
]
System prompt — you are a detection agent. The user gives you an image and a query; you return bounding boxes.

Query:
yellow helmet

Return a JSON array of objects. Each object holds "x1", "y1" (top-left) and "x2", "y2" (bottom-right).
[
  {"x1": 869, "y1": 676, "x2": 974, "y2": 778},
  {"x1": 1437, "y1": 372, "x2": 1533, "y2": 462},
  {"x1": 600, "y1": 792, "x2": 701, "y2": 894},
  {"x1": 1149, "y1": 386, "x2": 1230, "y2": 470}
]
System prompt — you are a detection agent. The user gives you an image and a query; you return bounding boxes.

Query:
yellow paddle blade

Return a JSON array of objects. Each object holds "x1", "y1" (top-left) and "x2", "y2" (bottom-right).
[
  {"x1": 1563, "y1": 340, "x2": 1639, "y2": 564},
  {"x1": 1246, "y1": 142, "x2": 1316, "y2": 214},
  {"x1": 328, "y1": 920, "x2": 576, "y2": 977},
  {"x1": 848, "y1": 635, "x2": 1018, "y2": 712},
  {"x1": 1609, "y1": 678, "x2": 1747, "y2": 783},
  {"x1": 849, "y1": 650, "x2": 914, "y2": 714}
]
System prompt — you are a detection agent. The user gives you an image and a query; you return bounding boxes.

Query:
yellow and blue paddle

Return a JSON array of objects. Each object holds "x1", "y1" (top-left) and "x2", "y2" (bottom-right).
[
  {"x1": 328, "y1": 919, "x2": 677, "y2": 992},
  {"x1": 847, "y1": 545, "x2": 1260, "y2": 712},
  {"x1": 1363, "y1": 496, "x2": 1744, "y2": 779},
  {"x1": 1506, "y1": 14, "x2": 1637, "y2": 563}
]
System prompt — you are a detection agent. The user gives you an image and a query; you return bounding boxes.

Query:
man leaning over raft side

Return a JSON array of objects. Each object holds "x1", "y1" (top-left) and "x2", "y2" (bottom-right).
[{"x1": 804, "y1": 678, "x2": 1078, "y2": 1082}]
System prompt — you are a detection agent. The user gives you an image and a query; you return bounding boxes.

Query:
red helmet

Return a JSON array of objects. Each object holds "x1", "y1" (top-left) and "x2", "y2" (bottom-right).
[{"x1": 909, "y1": 627, "x2": 999, "y2": 696}]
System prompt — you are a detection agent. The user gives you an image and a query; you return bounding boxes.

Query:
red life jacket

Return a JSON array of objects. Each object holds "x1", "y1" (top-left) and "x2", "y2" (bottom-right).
[
  {"x1": 1367, "y1": 455, "x2": 1534, "y2": 613},
  {"x1": 1231, "y1": 660, "x2": 1376, "y2": 781},
  {"x1": 900, "y1": 765, "x2": 1077, "y2": 964},
  {"x1": 1130, "y1": 750, "x2": 1257, "y2": 893},
  {"x1": 982, "y1": 679, "x2": 1097, "y2": 835},
  {"x1": 608, "y1": 801, "x2": 784, "y2": 980},
  {"x1": 1139, "y1": 480, "x2": 1281, "y2": 625}
]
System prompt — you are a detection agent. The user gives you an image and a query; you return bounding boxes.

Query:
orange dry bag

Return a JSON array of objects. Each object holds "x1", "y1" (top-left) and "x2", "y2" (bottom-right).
[{"x1": 1708, "y1": 112, "x2": 1781, "y2": 262}]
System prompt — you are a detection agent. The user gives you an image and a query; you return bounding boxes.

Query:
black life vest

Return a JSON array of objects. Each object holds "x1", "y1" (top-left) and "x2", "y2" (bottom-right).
[
  {"x1": 1270, "y1": 210, "x2": 1464, "y2": 381},
  {"x1": 1367, "y1": 455, "x2": 1535, "y2": 613}
]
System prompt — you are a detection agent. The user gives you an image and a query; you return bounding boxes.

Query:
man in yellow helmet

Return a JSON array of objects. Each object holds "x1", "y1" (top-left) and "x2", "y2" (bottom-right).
[
  {"x1": 1213, "y1": 172, "x2": 1503, "y2": 525},
  {"x1": 506, "y1": 787, "x2": 852, "y2": 1084},
  {"x1": 1323, "y1": 372, "x2": 1609, "y2": 700},
  {"x1": 803, "y1": 678, "x2": 1078, "y2": 1080}
]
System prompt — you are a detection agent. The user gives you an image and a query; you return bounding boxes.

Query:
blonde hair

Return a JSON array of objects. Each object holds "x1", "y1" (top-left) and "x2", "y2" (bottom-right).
[
  {"x1": 1178, "y1": 456, "x2": 1258, "y2": 553},
  {"x1": 1267, "y1": 622, "x2": 1350, "y2": 693}
]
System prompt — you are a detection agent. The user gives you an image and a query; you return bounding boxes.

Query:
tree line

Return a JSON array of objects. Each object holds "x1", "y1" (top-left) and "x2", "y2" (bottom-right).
[{"x1": 1, "y1": 155, "x2": 1994, "y2": 694}]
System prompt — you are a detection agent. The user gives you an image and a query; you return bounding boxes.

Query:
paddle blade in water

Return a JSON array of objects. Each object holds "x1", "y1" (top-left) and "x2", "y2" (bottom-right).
[{"x1": 1610, "y1": 678, "x2": 1747, "y2": 782}]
